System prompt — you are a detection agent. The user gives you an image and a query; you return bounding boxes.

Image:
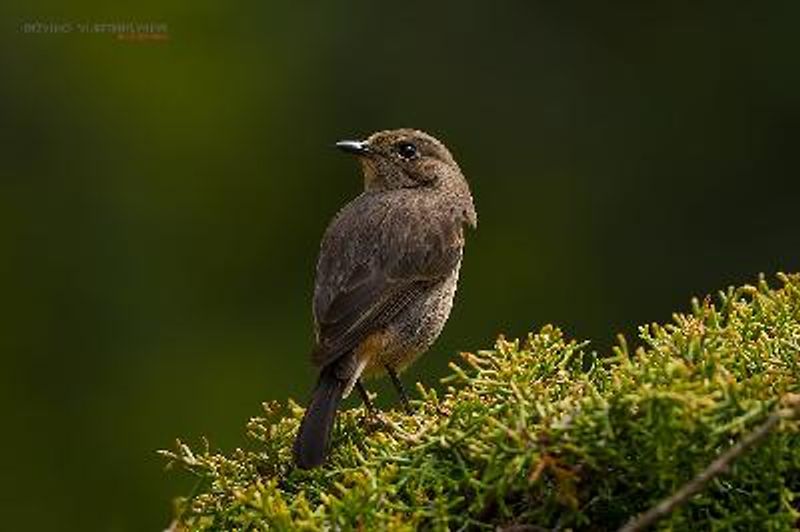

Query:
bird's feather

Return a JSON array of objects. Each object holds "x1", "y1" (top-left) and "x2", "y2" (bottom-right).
[{"x1": 311, "y1": 188, "x2": 465, "y2": 371}]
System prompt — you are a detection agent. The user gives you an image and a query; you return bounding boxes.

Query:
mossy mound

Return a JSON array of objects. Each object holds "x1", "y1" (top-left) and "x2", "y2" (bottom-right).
[{"x1": 163, "y1": 274, "x2": 800, "y2": 530}]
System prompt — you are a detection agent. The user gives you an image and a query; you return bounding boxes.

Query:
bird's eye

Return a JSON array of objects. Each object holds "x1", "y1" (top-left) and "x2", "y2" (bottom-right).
[{"x1": 395, "y1": 142, "x2": 418, "y2": 160}]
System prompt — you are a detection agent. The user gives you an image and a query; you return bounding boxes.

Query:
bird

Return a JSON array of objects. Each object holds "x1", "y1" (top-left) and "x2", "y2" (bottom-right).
[{"x1": 292, "y1": 128, "x2": 477, "y2": 469}]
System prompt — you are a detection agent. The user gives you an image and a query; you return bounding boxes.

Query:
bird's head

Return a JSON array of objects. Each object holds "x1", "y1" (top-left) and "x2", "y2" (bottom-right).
[{"x1": 335, "y1": 128, "x2": 476, "y2": 226}]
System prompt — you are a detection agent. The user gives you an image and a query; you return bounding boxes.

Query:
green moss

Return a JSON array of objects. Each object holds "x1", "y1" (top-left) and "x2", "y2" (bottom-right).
[{"x1": 162, "y1": 274, "x2": 800, "y2": 531}]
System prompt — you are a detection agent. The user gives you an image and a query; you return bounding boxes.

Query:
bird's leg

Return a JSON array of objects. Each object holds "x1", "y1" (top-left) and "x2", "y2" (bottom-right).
[
  {"x1": 355, "y1": 380, "x2": 387, "y2": 431},
  {"x1": 355, "y1": 380, "x2": 374, "y2": 415},
  {"x1": 386, "y1": 366, "x2": 413, "y2": 414}
]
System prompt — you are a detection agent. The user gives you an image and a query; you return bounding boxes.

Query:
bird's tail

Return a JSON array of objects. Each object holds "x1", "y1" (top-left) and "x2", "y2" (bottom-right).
[{"x1": 293, "y1": 367, "x2": 345, "y2": 469}]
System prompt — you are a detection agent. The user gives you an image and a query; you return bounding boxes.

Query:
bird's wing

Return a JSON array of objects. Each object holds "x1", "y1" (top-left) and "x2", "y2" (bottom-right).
[{"x1": 311, "y1": 191, "x2": 463, "y2": 369}]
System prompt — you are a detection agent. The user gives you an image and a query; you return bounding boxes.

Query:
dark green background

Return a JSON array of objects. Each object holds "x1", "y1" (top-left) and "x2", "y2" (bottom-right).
[{"x1": 1, "y1": 3, "x2": 798, "y2": 530}]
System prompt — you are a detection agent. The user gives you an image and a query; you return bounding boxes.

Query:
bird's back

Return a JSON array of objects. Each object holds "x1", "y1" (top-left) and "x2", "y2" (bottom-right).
[{"x1": 311, "y1": 188, "x2": 466, "y2": 371}]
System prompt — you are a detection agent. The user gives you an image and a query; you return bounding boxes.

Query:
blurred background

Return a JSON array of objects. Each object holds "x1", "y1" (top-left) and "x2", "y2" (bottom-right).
[{"x1": 1, "y1": 2, "x2": 798, "y2": 530}]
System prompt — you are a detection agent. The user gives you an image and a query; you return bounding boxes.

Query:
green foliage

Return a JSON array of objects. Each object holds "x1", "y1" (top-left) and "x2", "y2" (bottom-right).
[{"x1": 162, "y1": 274, "x2": 800, "y2": 530}]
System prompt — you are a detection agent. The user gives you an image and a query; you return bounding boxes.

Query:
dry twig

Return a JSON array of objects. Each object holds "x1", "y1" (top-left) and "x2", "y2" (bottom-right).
[{"x1": 618, "y1": 394, "x2": 800, "y2": 532}]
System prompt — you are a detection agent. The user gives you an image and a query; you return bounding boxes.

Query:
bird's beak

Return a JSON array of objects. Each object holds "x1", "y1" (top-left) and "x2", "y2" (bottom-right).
[{"x1": 335, "y1": 139, "x2": 370, "y2": 156}]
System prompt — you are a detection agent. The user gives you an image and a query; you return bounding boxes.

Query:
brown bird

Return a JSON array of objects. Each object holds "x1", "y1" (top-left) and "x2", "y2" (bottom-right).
[{"x1": 293, "y1": 128, "x2": 477, "y2": 469}]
